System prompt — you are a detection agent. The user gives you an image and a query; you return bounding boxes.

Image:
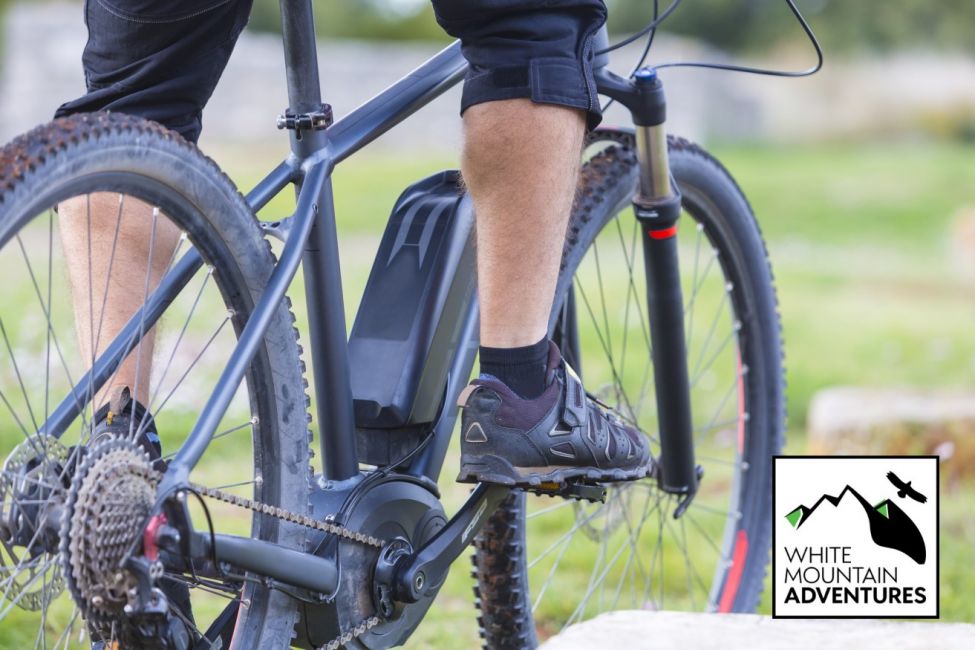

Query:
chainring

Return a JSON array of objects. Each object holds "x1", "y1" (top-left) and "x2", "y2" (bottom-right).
[
  {"x1": 60, "y1": 438, "x2": 159, "y2": 641},
  {"x1": 296, "y1": 475, "x2": 447, "y2": 649},
  {"x1": 0, "y1": 436, "x2": 70, "y2": 611}
]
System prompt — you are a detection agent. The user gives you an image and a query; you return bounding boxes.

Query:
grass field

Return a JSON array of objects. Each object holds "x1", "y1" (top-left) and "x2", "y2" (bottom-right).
[{"x1": 0, "y1": 137, "x2": 972, "y2": 647}]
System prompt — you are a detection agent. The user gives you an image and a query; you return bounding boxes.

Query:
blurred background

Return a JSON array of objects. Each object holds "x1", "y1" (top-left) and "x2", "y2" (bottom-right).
[{"x1": 0, "y1": 0, "x2": 971, "y2": 645}]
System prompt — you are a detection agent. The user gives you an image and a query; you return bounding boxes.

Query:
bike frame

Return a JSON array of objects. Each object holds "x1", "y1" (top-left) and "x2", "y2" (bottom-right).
[{"x1": 37, "y1": 0, "x2": 699, "y2": 604}]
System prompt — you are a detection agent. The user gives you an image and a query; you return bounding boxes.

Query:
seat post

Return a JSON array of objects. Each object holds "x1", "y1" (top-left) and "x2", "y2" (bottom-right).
[{"x1": 279, "y1": 0, "x2": 324, "y2": 118}]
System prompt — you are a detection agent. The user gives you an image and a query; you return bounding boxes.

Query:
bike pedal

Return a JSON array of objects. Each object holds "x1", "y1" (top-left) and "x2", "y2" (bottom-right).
[{"x1": 525, "y1": 481, "x2": 607, "y2": 503}]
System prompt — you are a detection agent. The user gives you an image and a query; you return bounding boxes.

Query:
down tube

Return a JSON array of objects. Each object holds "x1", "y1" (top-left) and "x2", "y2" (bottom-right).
[{"x1": 160, "y1": 163, "x2": 329, "y2": 493}]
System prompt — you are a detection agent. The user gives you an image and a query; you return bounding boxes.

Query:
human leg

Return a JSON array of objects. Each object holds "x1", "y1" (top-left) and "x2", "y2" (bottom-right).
[
  {"x1": 55, "y1": 0, "x2": 253, "y2": 411},
  {"x1": 435, "y1": 0, "x2": 605, "y2": 397},
  {"x1": 433, "y1": 0, "x2": 653, "y2": 484},
  {"x1": 463, "y1": 99, "x2": 585, "y2": 397},
  {"x1": 58, "y1": 196, "x2": 180, "y2": 409}
]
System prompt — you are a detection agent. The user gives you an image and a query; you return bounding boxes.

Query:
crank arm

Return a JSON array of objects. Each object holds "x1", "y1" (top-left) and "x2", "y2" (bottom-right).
[{"x1": 395, "y1": 483, "x2": 510, "y2": 602}]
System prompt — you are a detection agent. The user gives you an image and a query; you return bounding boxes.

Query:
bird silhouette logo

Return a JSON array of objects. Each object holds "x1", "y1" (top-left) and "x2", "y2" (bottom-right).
[{"x1": 886, "y1": 471, "x2": 927, "y2": 503}]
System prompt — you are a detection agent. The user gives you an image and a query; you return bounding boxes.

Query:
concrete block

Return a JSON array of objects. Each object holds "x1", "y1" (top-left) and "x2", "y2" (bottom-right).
[{"x1": 539, "y1": 610, "x2": 974, "y2": 650}]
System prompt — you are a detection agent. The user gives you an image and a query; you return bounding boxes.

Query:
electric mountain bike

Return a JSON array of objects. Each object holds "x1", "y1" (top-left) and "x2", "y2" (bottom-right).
[{"x1": 0, "y1": 2, "x2": 796, "y2": 647}]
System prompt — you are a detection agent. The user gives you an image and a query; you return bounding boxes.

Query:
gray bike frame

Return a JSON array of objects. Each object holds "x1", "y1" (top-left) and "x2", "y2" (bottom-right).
[
  {"x1": 42, "y1": 3, "x2": 469, "y2": 491},
  {"x1": 38, "y1": 0, "x2": 697, "y2": 602}
]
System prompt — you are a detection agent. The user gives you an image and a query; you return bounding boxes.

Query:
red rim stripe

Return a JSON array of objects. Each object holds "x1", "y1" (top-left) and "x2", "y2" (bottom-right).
[
  {"x1": 717, "y1": 529, "x2": 749, "y2": 612},
  {"x1": 648, "y1": 225, "x2": 677, "y2": 240}
]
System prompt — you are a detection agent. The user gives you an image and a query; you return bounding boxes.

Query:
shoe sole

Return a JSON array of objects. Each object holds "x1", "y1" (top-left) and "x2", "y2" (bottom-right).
[{"x1": 456, "y1": 453, "x2": 652, "y2": 488}]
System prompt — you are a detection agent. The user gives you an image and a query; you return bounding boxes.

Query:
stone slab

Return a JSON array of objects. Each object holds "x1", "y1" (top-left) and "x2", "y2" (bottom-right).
[{"x1": 539, "y1": 610, "x2": 975, "y2": 650}]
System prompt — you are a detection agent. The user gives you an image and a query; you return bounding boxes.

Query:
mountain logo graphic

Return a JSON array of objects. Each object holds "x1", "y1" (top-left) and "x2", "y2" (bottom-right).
[{"x1": 784, "y1": 472, "x2": 927, "y2": 564}]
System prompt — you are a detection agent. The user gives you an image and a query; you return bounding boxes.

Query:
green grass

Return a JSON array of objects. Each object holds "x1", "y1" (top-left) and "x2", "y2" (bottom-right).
[
  {"x1": 1, "y1": 138, "x2": 973, "y2": 647},
  {"x1": 207, "y1": 138, "x2": 975, "y2": 635}
]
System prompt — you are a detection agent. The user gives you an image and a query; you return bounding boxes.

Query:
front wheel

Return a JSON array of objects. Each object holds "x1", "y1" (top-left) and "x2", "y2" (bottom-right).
[{"x1": 472, "y1": 130, "x2": 785, "y2": 647}]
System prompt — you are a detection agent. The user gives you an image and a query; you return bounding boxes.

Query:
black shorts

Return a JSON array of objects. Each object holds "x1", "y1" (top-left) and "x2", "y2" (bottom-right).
[{"x1": 54, "y1": 0, "x2": 607, "y2": 143}]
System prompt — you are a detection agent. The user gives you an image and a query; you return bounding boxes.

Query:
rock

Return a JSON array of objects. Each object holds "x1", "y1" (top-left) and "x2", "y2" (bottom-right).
[
  {"x1": 807, "y1": 387, "x2": 975, "y2": 485},
  {"x1": 539, "y1": 610, "x2": 974, "y2": 650}
]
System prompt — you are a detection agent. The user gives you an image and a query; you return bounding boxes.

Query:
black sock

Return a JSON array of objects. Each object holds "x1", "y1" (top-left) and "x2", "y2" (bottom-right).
[{"x1": 479, "y1": 337, "x2": 550, "y2": 399}]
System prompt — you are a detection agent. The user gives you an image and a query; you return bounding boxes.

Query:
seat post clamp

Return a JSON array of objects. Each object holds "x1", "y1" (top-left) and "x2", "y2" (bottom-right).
[{"x1": 276, "y1": 103, "x2": 334, "y2": 133}]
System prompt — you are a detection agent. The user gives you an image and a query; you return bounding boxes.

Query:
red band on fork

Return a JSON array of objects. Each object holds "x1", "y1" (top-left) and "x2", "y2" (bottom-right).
[{"x1": 648, "y1": 225, "x2": 677, "y2": 240}]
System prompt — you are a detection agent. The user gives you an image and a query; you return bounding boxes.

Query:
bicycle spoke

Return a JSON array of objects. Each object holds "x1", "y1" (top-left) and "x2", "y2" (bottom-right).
[
  {"x1": 44, "y1": 211, "x2": 54, "y2": 432},
  {"x1": 139, "y1": 264, "x2": 213, "y2": 433},
  {"x1": 663, "y1": 512, "x2": 711, "y2": 602},
  {"x1": 591, "y1": 238, "x2": 615, "y2": 374},
  {"x1": 684, "y1": 223, "x2": 704, "y2": 345},
  {"x1": 211, "y1": 478, "x2": 258, "y2": 491},
  {"x1": 684, "y1": 240, "x2": 718, "y2": 324},
  {"x1": 574, "y1": 279, "x2": 640, "y2": 424},
  {"x1": 0, "y1": 556, "x2": 57, "y2": 618},
  {"x1": 679, "y1": 516, "x2": 697, "y2": 610},
  {"x1": 531, "y1": 524, "x2": 576, "y2": 613},
  {"x1": 607, "y1": 486, "x2": 657, "y2": 611},
  {"x1": 615, "y1": 216, "x2": 653, "y2": 356},
  {"x1": 567, "y1": 518, "x2": 636, "y2": 624},
  {"x1": 128, "y1": 206, "x2": 160, "y2": 441},
  {"x1": 692, "y1": 379, "x2": 738, "y2": 445},
  {"x1": 52, "y1": 608, "x2": 79, "y2": 650},
  {"x1": 694, "y1": 416, "x2": 739, "y2": 437},
  {"x1": 0, "y1": 385, "x2": 36, "y2": 445},
  {"x1": 686, "y1": 512, "x2": 725, "y2": 557},
  {"x1": 0, "y1": 317, "x2": 40, "y2": 434},
  {"x1": 688, "y1": 288, "x2": 730, "y2": 382},
  {"x1": 527, "y1": 495, "x2": 620, "y2": 570},
  {"x1": 86, "y1": 194, "x2": 96, "y2": 426},
  {"x1": 526, "y1": 499, "x2": 574, "y2": 520},
  {"x1": 90, "y1": 235, "x2": 188, "y2": 423},
  {"x1": 90, "y1": 194, "x2": 126, "y2": 381},
  {"x1": 135, "y1": 314, "x2": 231, "y2": 437},
  {"x1": 15, "y1": 230, "x2": 89, "y2": 434}
]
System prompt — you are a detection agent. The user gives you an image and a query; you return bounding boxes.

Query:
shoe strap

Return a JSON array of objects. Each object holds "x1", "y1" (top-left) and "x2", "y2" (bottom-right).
[
  {"x1": 93, "y1": 387, "x2": 157, "y2": 437},
  {"x1": 561, "y1": 362, "x2": 588, "y2": 429}
]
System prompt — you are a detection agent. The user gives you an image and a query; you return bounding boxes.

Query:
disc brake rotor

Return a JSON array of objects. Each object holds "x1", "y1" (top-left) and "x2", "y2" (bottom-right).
[
  {"x1": 61, "y1": 438, "x2": 159, "y2": 639},
  {"x1": 0, "y1": 436, "x2": 70, "y2": 611}
]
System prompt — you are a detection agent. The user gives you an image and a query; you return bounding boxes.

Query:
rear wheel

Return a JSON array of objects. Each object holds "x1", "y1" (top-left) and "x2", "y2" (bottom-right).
[
  {"x1": 472, "y1": 130, "x2": 785, "y2": 646},
  {"x1": 0, "y1": 114, "x2": 309, "y2": 648}
]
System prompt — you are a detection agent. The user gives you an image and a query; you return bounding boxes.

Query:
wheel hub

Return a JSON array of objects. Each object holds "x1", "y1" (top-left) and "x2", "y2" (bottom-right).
[{"x1": 0, "y1": 436, "x2": 70, "y2": 611}]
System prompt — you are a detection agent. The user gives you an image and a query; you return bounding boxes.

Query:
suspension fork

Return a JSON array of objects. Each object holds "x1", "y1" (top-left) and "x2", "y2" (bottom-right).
[{"x1": 629, "y1": 68, "x2": 699, "y2": 516}]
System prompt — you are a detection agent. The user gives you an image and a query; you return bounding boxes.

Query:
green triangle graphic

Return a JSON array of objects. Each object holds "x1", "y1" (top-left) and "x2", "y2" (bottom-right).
[
  {"x1": 786, "y1": 508, "x2": 803, "y2": 528},
  {"x1": 875, "y1": 501, "x2": 889, "y2": 518}
]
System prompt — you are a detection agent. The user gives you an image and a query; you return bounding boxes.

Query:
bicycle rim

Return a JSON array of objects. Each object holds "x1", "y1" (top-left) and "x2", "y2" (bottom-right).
[
  {"x1": 473, "y1": 132, "x2": 783, "y2": 645},
  {"x1": 0, "y1": 116, "x2": 308, "y2": 649}
]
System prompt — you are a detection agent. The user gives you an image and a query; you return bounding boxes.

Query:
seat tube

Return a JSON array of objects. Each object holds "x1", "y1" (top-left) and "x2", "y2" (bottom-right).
[
  {"x1": 629, "y1": 69, "x2": 699, "y2": 510},
  {"x1": 279, "y1": 0, "x2": 360, "y2": 480}
]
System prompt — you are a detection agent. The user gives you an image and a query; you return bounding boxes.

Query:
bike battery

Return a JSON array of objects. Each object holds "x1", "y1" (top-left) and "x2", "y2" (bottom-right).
[{"x1": 348, "y1": 171, "x2": 476, "y2": 429}]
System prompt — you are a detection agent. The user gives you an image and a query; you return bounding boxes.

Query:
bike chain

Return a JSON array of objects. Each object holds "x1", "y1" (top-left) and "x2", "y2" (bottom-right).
[{"x1": 190, "y1": 483, "x2": 384, "y2": 649}]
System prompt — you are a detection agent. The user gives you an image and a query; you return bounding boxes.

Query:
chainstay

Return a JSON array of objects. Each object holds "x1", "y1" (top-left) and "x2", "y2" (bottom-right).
[
  {"x1": 187, "y1": 483, "x2": 385, "y2": 649},
  {"x1": 189, "y1": 483, "x2": 385, "y2": 549}
]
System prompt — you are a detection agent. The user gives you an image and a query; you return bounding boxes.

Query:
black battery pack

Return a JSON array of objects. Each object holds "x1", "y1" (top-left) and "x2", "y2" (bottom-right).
[{"x1": 348, "y1": 170, "x2": 476, "y2": 431}]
